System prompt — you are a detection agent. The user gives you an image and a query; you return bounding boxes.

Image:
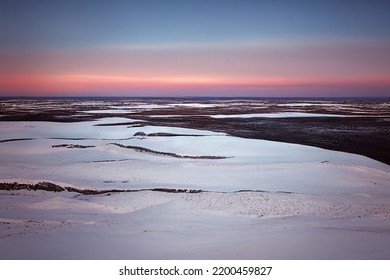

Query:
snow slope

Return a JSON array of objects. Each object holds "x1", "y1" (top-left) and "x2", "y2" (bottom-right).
[{"x1": 0, "y1": 118, "x2": 389, "y2": 259}]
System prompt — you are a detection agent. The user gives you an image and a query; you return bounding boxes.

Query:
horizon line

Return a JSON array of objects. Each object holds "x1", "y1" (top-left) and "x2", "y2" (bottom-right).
[{"x1": 1, "y1": 95, "x2": 389, "y2": 100}]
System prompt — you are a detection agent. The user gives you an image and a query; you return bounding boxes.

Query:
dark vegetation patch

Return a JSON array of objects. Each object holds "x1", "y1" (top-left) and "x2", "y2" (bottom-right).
[
  {"x1": 51, "y1": 144, "x2": 95, "y2": 149},
  {"x1": 94, "y1": 121, "x2": 146, "y2": 127},
  {"x1": 111, "y1": 143, "x2": 228, "y2": 159},
  {"x1": 0, "y1": 182, "x2": 65, "y2": 192},
  {"x1": 151, "y1": 188, "x2": 202, "y2": 193},
  {"x1": 133, "y1": 131, "x2": 205, "y2": 137},
  {"x1": 234, "y1": 189, "x2": 266, "y2": 193},
  {"x1": 92, "y1": 159, "x2": 133, "y2": 163},
  {"x1": 0, "y1": 182, "x2": 293, "y2": 195},
  {"x1": 0, "y1": 138, "x2": 35, "y2": 143},
  {"x1": 0, "y1": 182, "x2": 202, "y2": 195}
]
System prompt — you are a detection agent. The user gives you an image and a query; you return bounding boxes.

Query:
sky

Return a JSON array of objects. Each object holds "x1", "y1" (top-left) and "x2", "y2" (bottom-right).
[{"x1": 0, "y1": 0, "x2": 390, "y2": 97}]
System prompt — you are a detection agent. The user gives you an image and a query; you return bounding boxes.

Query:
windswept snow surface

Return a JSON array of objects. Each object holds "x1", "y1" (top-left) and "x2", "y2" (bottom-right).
[{"x1": 0, "y1": 117, "x2": 389, "y2": 259}]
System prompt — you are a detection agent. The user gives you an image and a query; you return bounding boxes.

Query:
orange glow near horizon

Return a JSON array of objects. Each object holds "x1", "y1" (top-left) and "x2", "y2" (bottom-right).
[
  {"x1": 1, "y1": 38, "x2": 389, "y2": 97},
  {"x1": 1, "y1": 74, "x2": 390, "y2": 96}
]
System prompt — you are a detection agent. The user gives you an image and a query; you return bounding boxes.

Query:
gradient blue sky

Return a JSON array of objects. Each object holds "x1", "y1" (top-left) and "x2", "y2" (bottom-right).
[{"x1": 1, "y1": 0, "x2": 390, "y2": 97}]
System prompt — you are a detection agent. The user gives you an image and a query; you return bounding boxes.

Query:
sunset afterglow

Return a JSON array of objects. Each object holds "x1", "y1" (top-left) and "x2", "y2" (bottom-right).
[{"x1": 1, "y1": 0, "x2": 389, "y2": 97}]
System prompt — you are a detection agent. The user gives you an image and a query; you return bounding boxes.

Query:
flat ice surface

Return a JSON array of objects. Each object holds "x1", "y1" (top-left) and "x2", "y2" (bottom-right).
[{"x1": 1, "y1": 117, "x2": 389, "y2": 259}]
